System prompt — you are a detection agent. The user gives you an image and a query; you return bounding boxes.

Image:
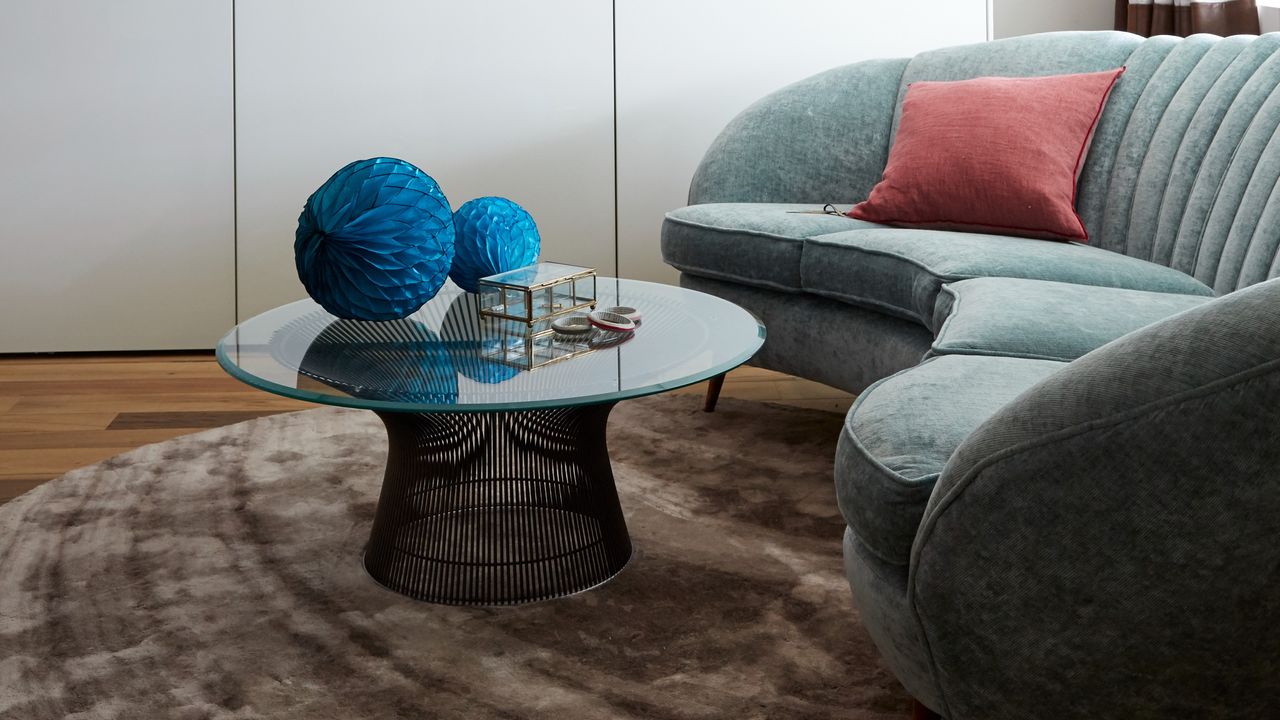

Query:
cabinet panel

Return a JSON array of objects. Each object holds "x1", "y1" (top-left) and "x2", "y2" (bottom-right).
[
  {"x1": 0, "y1": 0, "x2": 234, "y2": 352},
  {"x1": 615, "y1": 0, "x2": 990, "y2": 283},
  {"x1": 235, "y1": 0, "x2": 615, "y2": 320}
]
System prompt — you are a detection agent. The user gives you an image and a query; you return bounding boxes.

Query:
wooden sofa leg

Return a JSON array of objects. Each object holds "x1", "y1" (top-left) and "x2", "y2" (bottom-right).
[
  {"x1": 911, "y1": 699, "x2": 942, "y2": 720},
  {"x1": 703, "y1": 373, "x2": 726, "y2": 412}
]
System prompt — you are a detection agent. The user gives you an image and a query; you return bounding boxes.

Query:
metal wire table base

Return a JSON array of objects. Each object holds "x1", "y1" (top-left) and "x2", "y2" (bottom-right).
[{"x1": 363, "y1": 403, "x2": 633, "y2": 605}]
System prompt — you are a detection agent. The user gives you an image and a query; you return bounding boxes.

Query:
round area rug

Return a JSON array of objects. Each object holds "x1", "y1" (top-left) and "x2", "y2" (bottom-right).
[{"x1": 0, "y1": 395, "x2": 908, "y2": 719}]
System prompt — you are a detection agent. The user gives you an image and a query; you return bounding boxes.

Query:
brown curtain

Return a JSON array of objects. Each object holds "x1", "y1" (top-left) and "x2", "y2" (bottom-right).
[{"x1": 1116, "y1": 0, "x2": 1260, "y2": 36}]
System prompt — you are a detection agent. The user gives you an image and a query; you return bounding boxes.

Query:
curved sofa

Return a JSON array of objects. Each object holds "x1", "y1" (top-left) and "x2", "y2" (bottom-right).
[{"x1": 661, "y1": 31, "x2": 1280, "y2": 719}]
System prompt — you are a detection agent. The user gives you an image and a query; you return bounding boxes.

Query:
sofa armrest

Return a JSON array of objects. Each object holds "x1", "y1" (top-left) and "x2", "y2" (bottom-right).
[
  {"x1": 688, "y1": 57, "x2": 908, "y2": 206},
  {"x1": 906, "y1": 280, "x2": 1280, "y2": 719}
]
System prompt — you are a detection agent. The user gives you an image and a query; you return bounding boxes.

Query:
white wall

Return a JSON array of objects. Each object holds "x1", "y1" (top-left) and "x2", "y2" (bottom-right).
[
  {"x1": 1261, "y1": 5, "x2": 1280, "y2": 32},
  {"x1": 993, "y1": 0, "x2": 1113, "y2": 39},
  {"x1": 0, "y1": 0, "x2": 234, "y2": 352}
]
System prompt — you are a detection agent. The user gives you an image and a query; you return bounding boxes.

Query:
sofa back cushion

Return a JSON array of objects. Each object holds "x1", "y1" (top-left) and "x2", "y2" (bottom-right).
[
  {"x1": 852, "y1": 68, "x2": 1124, "y2": 241},
  {"x1": 898, "y1": 31, "x2": 1280, "y2": 294},
  {"x1": 688, "y1": 58, "x2": 910, "y2": 207}
]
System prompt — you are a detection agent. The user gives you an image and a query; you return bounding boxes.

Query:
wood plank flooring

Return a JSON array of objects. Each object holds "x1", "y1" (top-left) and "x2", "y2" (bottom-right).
[{"x1": 0, "y1": 352, "x2": 852, "y2": 504}]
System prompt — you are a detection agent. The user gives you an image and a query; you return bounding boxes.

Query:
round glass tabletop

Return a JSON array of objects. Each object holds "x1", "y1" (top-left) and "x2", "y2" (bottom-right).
[{"x1": 217, "y1": 278, "x2": 765, "y2": 413}]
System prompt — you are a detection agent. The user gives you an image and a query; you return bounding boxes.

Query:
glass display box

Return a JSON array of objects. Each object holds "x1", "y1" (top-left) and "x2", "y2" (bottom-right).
[
  {"x1": 477, "y1": 262, "x2": 597, "y2": 325},
  {"x1": 474, "y1": 262, "x2": 610, "y2": 370}
]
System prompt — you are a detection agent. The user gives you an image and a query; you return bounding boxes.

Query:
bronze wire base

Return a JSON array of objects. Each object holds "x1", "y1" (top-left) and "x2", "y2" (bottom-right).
[{"x1": 363, "y1": 403, "x2": 633, "y2": 605}]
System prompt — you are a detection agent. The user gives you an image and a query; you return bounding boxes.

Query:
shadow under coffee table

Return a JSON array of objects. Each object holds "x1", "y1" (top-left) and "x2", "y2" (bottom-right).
[{"x1": 217, "y1": 278, "x2": 764, "y2": 605}]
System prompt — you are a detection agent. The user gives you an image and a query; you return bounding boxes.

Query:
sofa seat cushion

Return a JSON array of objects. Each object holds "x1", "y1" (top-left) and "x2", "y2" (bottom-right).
[
  {"x1": 661, "y1": 203, "x2": 878, "y2": 291},
  {"x1": 801, "y1": 228, "x2": 1214, "y2": 325},
  {"x1": 835, "y1": 355, "x2": 1065, "y2": 566},
  {"x1": 930, "y1": 278, "x2": 1213, "y2": 362}
]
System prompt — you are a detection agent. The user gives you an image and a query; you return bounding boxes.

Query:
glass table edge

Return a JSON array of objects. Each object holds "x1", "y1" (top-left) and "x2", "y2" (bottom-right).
[{"x1": 215, "y1": 318, "x2": 766, "y2": 415}]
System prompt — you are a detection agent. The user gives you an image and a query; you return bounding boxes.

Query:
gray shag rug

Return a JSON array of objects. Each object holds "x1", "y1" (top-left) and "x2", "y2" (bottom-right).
[{"x1": 0, "y1": 394, "x2": 909, "y2": 719}]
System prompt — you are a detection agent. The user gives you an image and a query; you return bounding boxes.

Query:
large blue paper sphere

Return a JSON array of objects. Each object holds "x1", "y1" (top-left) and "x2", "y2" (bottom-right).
[
  {"x1": 295, "y1": 157, "x2": 455, "y2": 321},
  {"x1": 449, "y1": 196, "x2": 541, "y2": 292}
]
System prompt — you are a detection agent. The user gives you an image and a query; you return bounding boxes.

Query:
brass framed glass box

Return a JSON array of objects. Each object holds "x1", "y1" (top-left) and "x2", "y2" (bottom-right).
[{"x1": 477, "y1": 262, "x2": 597, "y2": 326}]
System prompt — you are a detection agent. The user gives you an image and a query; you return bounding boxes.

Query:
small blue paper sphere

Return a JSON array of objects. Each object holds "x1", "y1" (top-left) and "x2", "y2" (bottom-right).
[
  {"x1": 295, "y1": 157, "x2": 455, "y2": 321},
  {"x1": 449, "y1": 196, "x2": 541, "y2": 292}
]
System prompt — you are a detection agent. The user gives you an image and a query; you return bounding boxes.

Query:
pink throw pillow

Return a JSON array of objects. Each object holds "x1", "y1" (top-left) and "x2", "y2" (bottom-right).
[{"x1": 849, "y1": 68, "x2": 1125, "y2": 242}]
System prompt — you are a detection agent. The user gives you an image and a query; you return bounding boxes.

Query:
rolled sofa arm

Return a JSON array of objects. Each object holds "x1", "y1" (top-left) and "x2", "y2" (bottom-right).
[
  {"x1": 688, "y1": 58, "x2": 908, "y2": 206},
  {"x1": 907, "y1": 279, "x2": 1280, "y2": 719}
]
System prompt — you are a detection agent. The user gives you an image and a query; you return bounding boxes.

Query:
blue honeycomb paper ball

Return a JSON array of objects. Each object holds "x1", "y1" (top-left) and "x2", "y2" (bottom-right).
[
  {"x1": 449, "y1": 196, "x2": 541, "y2": 292},
  {"x1": 295, "y1": 157, "x2": 455, "y2": 321}
]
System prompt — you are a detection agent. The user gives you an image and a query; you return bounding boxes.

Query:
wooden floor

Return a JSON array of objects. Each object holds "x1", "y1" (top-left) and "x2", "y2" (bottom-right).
[{"x1": 0, "y1": 353, "x2": 853, "y2": 505}]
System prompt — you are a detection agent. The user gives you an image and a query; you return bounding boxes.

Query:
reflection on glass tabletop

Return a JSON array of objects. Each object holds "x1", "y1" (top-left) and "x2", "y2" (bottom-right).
[{"x1": 217, "y1": 278, "x2": 766, "y2": 413}]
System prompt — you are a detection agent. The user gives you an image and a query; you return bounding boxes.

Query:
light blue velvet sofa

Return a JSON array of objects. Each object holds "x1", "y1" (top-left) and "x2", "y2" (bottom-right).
[{"x1": 661, "y1": 31, "x2": 1280, "y2": 719}]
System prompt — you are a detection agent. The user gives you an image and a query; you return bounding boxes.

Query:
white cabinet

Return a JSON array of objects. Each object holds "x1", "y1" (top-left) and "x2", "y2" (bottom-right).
[
  {"x1": 0, "y1": 0, "x2": 235, "y2": 352},
  {"x1": 233, "y1": 0, "x2": 615, "y2": 320},
  {"x1": 238, "y1": 0, "x2": 991, "y2": 310},
  {"x1": 614, "y1": 0, "x2": 991, "y2": 283},
  {"x1": 0, "y1": 1, "x2": 989, "y2": 350}
]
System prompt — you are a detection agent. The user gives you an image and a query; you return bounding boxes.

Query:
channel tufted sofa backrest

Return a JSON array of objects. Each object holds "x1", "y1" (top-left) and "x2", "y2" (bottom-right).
[
  {"x1": 897, "y1": 31, "x2": 1280, "y2": 295},
  {"x1": 690, "y1": 31, "x2": 1280, "y2": 295}
]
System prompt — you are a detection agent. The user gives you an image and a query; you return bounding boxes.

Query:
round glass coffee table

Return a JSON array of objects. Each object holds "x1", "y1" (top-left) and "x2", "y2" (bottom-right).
[{"x1": 217, "y1": 278, "x2": 764, "y2": 605}]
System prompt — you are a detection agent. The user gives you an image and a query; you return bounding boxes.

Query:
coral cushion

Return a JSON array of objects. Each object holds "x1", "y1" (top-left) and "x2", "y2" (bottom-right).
[{"x1": 849, "y1": 68, "x2": 1125, "y2": 242}]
